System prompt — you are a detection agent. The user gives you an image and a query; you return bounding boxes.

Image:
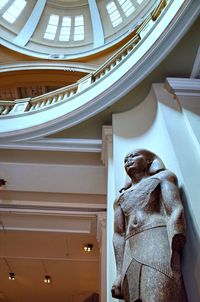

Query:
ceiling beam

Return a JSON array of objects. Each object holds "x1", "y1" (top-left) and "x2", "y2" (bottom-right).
[
  {"x1": 14, "y1": 0, "x2": 47, "y2": 47},
  {"x1": 88, "y1": 0, "x2": 104, "y2": 48},
  {"x1": 0, "y1": 211, "x2": 96, "y2": 233}
]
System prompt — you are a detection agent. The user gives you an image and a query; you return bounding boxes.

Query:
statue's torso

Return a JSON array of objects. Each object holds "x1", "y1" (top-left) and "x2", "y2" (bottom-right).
[
  {"x1": 119, "y1": 177, "x2": 166, "y2": 236},
  {"x1": 119, "y1": 176, "x2": 172, "y2": 279}
]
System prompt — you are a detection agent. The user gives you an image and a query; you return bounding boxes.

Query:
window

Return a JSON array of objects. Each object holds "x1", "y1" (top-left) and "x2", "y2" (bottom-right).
[
  {"x1": 2, "y1": 0, "x2": 26, "y2": 23},
  {"x1": 74, "y1": 15, "x2": 84, "y2": 41},
  {"x1": 118, "y1": 0, "x2": 135, "y2": 17},
  {"x1": 0, "y1": 0, "x2": 9, "y2": 10},
  {"x1": 106, "y1": 1, "x2": 122, "y2": 27},
  {"x1": 137, "y1": 0, "x2": 144, "y2": 4},
  {"x1": 59, "y1": 16, "x2": 71, "y2": 41},
  {"x1": 44, "y1": 14, "x2": 59, "y2": 40}
]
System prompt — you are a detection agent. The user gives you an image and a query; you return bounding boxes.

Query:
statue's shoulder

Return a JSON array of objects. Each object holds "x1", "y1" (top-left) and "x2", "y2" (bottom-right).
[
  {"x1": 156, "y1": 170, "x2": 178, "y2": 185},
  {"x1": 113, "y1": 196, "x2": 122, "y2": 209},
  {"x1": 114, "y1": 187, "x2": 130, "y2": 209}
]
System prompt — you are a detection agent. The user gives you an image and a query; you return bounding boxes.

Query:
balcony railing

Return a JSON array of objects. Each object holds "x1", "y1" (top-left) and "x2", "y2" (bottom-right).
[
  {"x1": 29, "y1": 83, "x2": 78, "y2": 112},
  {"x1": 0, "y1": 101, "x2": 14, "y2": 115}
]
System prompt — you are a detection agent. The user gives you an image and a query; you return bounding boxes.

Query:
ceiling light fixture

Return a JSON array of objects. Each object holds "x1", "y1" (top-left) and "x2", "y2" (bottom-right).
[
  {"x1": 8, "y1": 272, "x2": 15, "y2": 281},
  {"x1": 84, "y1": 244, "x2": 93, "y2": 252},
  {"x1": 44, "y1": 275, "x2": 51, "y2": 284},
  {"x1": 0, "y1": 179, "x2": 6, "y2": 188}
]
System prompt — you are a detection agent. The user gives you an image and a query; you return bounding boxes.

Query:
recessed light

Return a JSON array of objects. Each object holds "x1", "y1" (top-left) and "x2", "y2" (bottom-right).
[
  {"x1": 44, "y1": 275, "x2": 51, "y2": 284},
  {"x1": 84, "y1": 244, "x2": 93, "y2": 252},
  {"x1": 8, "y1": 272, "x2": 15, "y2": 280}
]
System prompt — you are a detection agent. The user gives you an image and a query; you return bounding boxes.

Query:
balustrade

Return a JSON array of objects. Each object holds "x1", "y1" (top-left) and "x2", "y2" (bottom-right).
[
  {"x1": 28, "y1": 83, "x2": 78, "y2": 112},
  {"x1": 0, "y1": 102, "x2": 14, "y2": 116}
]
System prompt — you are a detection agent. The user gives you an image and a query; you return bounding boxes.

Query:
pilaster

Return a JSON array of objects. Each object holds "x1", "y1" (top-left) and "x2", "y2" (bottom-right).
[
  {"x1": 102, "y1": 125, "x2": 116, "y2": 302},
  {"x1": 97, "y1": 212, "x2": 107, "y2": 302}
]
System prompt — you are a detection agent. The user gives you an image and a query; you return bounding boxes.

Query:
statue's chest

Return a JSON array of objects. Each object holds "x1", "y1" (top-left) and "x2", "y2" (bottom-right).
[{"x1": 119, "y1": 178, "x2": 160, "y2": 216}]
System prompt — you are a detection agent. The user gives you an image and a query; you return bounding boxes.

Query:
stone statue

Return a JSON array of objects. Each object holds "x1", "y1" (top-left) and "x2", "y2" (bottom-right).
[{"x1": 111, "y1": 149, "x2": 187, "y2": 302}]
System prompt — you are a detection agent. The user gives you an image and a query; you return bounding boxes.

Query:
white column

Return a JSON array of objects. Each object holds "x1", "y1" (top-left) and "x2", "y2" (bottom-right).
[
  {"x1": 97, "y1": 212, "x2": 107, "y2": 302},
  {"x1": 14, "y1": 0, "x2": 47, "y2": 47},
  {"x1": 88, "y1": 0, "x2": 104, "y2": 48},
  {"x1": 102, "y1": 126, "x2": 116, "y2": 302}
]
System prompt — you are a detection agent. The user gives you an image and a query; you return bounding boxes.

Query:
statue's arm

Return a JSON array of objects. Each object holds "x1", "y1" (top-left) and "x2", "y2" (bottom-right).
[
  {"x1": 160, "y1": 171, "x2": 186, "y2": 254},
  {"x1": 111, "y1": 199, "x2": 125, "y2": 299}
]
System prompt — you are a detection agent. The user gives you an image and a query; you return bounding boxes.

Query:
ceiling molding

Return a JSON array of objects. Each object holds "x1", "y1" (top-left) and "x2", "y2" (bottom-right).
[
  {"x1": 165, "y1": 77, "x2": 200, "y2": 97},
  {"x1": 0, "y1": 202, "x2": 106, "y2": 213},
  {"x1": 0, "y1": 138, "x2": 102, "y2": 153},
  {"x1": 0, "y1": 191, "x2": 106, "y2": 205},
  {"x1": 47, "y1": 0, "x2": 88, "y2": 9},
  {"x1": 0, "y1": 256, "x2": 99, "y2": 262},
  {"x1": 0, "y1": 211, "x2": 96, "y2": 233},
  {"x1": 0, "y1": 61, "x2": 97, "y2": 73}
]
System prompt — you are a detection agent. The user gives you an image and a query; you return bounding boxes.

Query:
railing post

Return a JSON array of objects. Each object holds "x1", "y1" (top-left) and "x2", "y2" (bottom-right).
[
  {"x1": 77, "y1": 74, "x2": 92, "y2": 93},
  {"x1": 9, "y1": 98, "x2": 31, "y2": 115}
]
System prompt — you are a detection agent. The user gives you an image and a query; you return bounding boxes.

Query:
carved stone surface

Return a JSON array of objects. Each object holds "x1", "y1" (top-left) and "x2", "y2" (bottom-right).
[{"x1": 112, "y1": 149, "x2": 187, "y2": 302}]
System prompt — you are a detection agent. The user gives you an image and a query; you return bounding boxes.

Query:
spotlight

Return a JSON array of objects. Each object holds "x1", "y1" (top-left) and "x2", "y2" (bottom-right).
[
  {"x1": 0, "y1": 179, "x2": 6, "y2": 188},
  {"x1": 44, "y1": 275, "x2": 51, "y2": 284},
  {"x1": 84, "y1": 244, "x2": 93, "y2": 252},
  {"x1": 8, "y1": 272, "x2": 15, "y2": 280}
]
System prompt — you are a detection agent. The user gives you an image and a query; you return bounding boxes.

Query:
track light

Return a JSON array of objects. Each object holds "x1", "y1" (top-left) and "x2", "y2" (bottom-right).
[
  {"x1": 84, "y1": 244, "x2": 93, "y2": 252},
  {"x1": 44, "y1": 275, "x2": 51, "y2": 284},
  {"x1": 9, "y1": 272, "x2": 15, "y2": 280}
]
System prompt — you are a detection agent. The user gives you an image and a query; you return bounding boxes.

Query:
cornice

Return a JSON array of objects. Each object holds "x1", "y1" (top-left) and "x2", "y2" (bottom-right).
[
  {"x1": 165, "y1": 78, "x2": 200, "y2": 97},
  {"x1": 0, "y1": 61, "x2": 97, "y2": 73},
  {"x1": 0, "y1": 138, "x2": 102, "y2": 153}
]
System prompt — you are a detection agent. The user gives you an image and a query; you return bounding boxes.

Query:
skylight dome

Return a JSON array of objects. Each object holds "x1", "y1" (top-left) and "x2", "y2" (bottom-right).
[{"x1": 0, "y1": 0, "x2": 158, "y2": 59}]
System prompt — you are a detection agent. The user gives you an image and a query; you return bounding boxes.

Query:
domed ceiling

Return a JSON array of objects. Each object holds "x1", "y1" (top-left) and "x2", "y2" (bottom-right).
[{"x1": 0, "y1": 0, "x2": 157, "y2": 59}]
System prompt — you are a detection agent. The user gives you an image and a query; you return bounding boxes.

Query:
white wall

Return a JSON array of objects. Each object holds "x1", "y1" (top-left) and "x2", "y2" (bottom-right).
[{"x1": 106, "y1": 82, "x2": 200, "y2": 302}]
